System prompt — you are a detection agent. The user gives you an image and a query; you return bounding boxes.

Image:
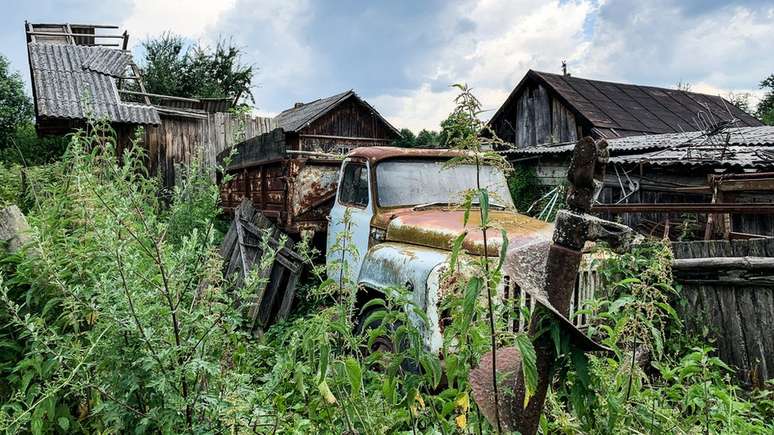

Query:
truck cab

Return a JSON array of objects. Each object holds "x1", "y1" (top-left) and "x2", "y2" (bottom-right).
[{"x1": 325, "y1": 147, "x2": 557, "y2": 352}]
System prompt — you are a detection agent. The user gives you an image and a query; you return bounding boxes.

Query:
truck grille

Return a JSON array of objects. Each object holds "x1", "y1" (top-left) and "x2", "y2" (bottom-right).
[{"x1": 503, "y1": 260, "x2": 600, "y2": 332}]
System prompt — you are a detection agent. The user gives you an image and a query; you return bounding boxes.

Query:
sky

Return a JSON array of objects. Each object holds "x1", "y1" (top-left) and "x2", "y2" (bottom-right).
[{"x1": 2, "y1": 0, "x2": 772, "y2": 132}]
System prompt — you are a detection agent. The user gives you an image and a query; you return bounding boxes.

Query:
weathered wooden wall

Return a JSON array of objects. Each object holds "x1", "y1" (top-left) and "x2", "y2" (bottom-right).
[
  {"x1": 526, "y1": 156, "x2": 774, "y2": 237},
  {"x1": 672, "y1": 239, "x2": 774, "y2": 386},
  {"x1": 298, "y1": 97, "x2": 397, "y2": 153},
  {"x1": 493, "y1": 84, "x2": 581, "y2": 146},
  {"x1": 142, "y1": 112, "x2": 276, "y2": 188}
]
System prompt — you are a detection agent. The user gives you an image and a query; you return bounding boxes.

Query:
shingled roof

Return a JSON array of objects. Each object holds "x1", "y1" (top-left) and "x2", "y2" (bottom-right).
[
  {"x1": 27, "y1": 43, "x2": 160, "y2": 125},
  {"x1": 491, "y1": 70, "x2": 762, "y2": 139},
  {"x1": 274, "y1": 90, "x2": 399, "y2": 135}
]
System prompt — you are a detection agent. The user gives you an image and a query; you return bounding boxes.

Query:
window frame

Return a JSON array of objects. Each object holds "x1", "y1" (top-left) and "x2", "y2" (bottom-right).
[{"x1": 337, "y1": 162, "x2": 370, "y2": 209}]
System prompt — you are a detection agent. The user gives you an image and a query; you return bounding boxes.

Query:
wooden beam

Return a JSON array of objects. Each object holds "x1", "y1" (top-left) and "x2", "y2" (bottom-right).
[
  {"x1": 298, "y1": 133, "x2": 390, "y2": 142},
  {"x1": 672, "y1": 256, "x2": 774, "y2": 271},
  {"x1": 25, "y1": 30, "x2": 126, "y2": 38},
  {"x1": 119, "y1": 89, "x2": 200, "y2": 103},
  {"x1": 593, "y1": 203, "x2": 774, "y2": 214}
]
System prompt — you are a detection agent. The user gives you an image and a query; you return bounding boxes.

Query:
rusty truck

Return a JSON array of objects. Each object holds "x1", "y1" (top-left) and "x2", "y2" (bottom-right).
[{"x1": 217, "y1": 131, "x2": 625, "y2": 352}]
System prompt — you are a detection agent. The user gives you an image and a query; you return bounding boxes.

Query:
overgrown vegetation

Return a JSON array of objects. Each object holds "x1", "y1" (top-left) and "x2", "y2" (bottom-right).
[{"x1": 1, "y1": 103, "x2": 772, "y2": 434}]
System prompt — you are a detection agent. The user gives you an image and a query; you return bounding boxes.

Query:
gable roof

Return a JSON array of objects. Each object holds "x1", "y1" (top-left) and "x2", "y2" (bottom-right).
[
  {"x1": 274, "y1": 90, "x2": 399, "y2": 136},
  {"x1": 27, "y1": 42, "x2": 160, "y2": 125},
  {"x1": 491, "y1": 70, "x2": 762, "y2": 139}
]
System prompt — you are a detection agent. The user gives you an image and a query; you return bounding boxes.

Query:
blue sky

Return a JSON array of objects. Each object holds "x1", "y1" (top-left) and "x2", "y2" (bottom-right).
[{"x1": 3, "y1": 0, "x2": 772, "y2": 131}]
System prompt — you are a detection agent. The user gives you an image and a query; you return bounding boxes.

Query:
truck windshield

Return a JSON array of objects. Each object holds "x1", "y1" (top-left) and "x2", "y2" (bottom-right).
[{"x1": 376, "y1": 160, "x2": 515, "y2": 208}]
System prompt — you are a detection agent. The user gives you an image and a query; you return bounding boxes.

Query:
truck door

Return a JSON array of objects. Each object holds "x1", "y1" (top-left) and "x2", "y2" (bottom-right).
[{"x1": 327, "y1": 159, "x2": 373, "y2": 288}]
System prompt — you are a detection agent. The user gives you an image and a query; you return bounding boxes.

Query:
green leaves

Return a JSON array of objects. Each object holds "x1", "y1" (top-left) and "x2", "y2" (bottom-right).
[
  {"x1": 515, "y1": 333, "x2": 537, "y2": 408},
  {"x1": 344, "y1": 358, "x2": 362, "y2": 397}
]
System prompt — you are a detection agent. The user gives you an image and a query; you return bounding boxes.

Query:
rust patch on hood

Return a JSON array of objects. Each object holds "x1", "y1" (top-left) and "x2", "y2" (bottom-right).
[{"x1": 383, "y1": 208, "x2": 553, "y2": 256}]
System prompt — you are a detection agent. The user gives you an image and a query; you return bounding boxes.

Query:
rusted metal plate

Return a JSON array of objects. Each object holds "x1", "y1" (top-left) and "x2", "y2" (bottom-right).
[{"x1": 220, "y1": 156, "x2": 341, "y2": 234}]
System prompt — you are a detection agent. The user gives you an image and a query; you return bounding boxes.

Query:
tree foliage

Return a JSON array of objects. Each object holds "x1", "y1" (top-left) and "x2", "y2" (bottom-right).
[
  {"x1": 392, "y1": 128, "x2": 443, "y2": 148},
  {"x1": 138, "y1": 33, "x2": 255, "y2": 104},
  {"x1": 0, "y1": 55, "x2": 33, "y2": 148},
  {"x1": 757, "y1": 74, "x2": 774, "y2": 125}
]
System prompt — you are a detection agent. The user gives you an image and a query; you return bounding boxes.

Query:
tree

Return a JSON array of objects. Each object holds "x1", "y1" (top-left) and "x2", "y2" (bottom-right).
[
  {"x1": 415, "y1": 129, "x2": 440, "y2": 148},
  {"x1": 0, "y1": 55, "x2": 33, "y2": 148},
  {"x1": 392, "y1": 128, "x2": 416, "y2": 147},
  {"x1": 757, "y1": 74, "x2": 774, "y2": 125},
  {"x1": 138, "y1": 33, "x2": 255, "y2": 105},
  {"x1": 726, "y1": 91, "x2": 751, "y2": 114}
]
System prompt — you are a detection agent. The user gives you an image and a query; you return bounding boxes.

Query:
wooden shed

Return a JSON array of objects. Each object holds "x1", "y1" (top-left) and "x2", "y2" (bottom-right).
[
  {"x1": 489, "y1": 70, "x2": 762, "y2": 146},
  {"x1": 25, "y1": 22, "x2": 160, "y2": 148},
  {"x1": 274, "y1": 90, "x2": 400, "y2": 153}
]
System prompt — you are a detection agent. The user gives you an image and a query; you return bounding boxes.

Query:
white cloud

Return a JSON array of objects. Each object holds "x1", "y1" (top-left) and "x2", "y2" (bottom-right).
[
  {"x1": 373, "y1": 0, "x2": 596, "y2": 130},
  {"x1": 122, "y1": 0, "x2": 238, "y2": 46},
  {"x1": 210, "y1": 0, "x2": 315, "y2": 112}
]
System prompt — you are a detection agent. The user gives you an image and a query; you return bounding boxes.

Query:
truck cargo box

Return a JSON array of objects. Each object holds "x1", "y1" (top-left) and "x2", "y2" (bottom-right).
[{"x1": 218, "y1": 128, "x2": 342, "y2": 235}]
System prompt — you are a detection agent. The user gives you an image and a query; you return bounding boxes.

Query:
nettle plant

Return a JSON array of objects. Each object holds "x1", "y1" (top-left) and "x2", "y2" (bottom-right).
[
  {"x1": 0, "y1": 119, "x2": 266, "y2": 433},
  {"x1": 439, "y1": 84, "x2": 538, "y2": 432}
]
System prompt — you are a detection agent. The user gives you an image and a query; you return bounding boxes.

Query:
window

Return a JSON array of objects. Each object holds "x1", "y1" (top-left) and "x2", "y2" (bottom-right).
[
  {"x1": 376, "y1": 160, "x2": 514, "y2": 208},
  {"x1": 338, "y1": 163, "x2": 369, "y2": 207}
]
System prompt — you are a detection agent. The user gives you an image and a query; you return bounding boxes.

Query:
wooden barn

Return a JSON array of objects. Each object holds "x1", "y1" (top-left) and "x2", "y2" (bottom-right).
[
  {"x1": 217, "y1": 91, "x2": 399, "y2": 231},
  {"x1": 273, "y1": 90, "x2": 400, "y2": 153},
  {"x1": 489, "y1": 69, "x2": 762, "y2": 146}
]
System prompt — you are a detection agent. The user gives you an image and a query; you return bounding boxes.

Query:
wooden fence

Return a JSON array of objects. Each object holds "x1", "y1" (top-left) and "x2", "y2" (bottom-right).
[
  {"x1": 143, "y1": 112, "x2": 276, "y2": 188},
  {"x1": 671, "y1": 239, "x2": 774, "y2": 386}
]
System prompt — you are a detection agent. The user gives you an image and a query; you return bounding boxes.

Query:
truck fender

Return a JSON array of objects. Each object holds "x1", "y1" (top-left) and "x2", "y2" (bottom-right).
[{"x1": 357, "y1": 242, "x2": 449, "y2": 351}]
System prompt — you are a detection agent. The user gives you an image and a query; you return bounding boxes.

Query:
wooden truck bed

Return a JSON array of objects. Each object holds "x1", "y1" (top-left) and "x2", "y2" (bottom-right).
[{"x1": 218, "y1": 128, "x2": 341, "y2": 235}]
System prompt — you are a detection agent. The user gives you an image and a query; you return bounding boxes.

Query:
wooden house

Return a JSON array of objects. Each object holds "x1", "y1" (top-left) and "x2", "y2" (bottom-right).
[
  {"x1": 24, "y1": 22, "x2": 277, "y2": 189},
  {"x1": 489, "y1": 70, "x2": 762, "y2": 146},
  {"x1": 274, "y1": 90, "x2": 400, "y2": 153}
]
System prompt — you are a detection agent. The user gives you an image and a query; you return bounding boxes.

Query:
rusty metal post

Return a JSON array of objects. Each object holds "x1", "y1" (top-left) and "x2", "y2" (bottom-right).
[{"x1": 471, "y1": 137, "x2": 632, "y2": 433}]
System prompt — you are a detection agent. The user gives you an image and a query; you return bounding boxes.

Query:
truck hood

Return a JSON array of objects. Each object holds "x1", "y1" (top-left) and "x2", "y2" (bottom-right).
[{"x1": 383, "y1": 208, "x2": 554, "y2": 256}]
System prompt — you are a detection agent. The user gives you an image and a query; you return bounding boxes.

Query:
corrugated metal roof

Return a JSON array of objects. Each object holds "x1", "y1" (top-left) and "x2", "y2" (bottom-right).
[
  {"x1": 491, "y1": 70, "x2": 763, "y2": 138},
  {"x1": 503, "y1": 126, "x2": 774, "y2": 169},
  {"x1": 275, "y1": 90, "x2": 354, "y2": 132},
  {"x1": 81, "y1": 48, "x2": 131, "y2": 76},
  {"x1": 28, "y1": 43, "x2": 159, "y2": 125},
  {"x1": 503, "y1": 126, "x2": 774, "y2": 157},
  {"x1": 609, "y1": 146, "x2": 774, "y2": 169}
]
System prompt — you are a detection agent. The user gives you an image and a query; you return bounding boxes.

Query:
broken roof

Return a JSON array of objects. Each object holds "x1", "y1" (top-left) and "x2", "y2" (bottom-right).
[
  {"x1": 491, "y1": 70, "x2": 762, "y2": 139},
  {"x1": 503, "y1": 126, "x2": 774, "y2": 169},
  {"x1": 26, "y1": 22, "x2": 160, "y2": 127},
  {"x1": 274, "y1": 90, "x2": 399, "y2": 135},
  {"x1": 28, "y1": 43, "x2": 160, "y2": 126}
]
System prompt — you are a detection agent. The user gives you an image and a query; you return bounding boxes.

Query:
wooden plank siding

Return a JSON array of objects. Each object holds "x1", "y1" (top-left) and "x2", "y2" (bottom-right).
[
  {"x1": 297, "y1": 97, "x2": 396, "y2": 153},
  {"x1": 141, "y1": 113, "x2": 277, "y2": 188},
  {"x1": 493, "y1": 84, "x2": 582, "y2": 146},
  {"x1": 672, "y1": 239, "x2": 774, "y2": 387}
]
